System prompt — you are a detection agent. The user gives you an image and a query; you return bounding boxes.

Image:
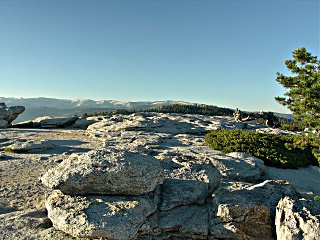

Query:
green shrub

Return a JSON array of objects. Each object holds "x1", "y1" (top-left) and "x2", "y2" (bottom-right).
[
  {"x1": 314, "y1": 196, "x2": 320, "y2": 201},
  {"x1": 205, "y1": 129, "x2": 318, "y2": 169},
  {"x1": 2, "y1": 147, "x2": 14, "y2": 153},
  {"x1": 280, "y1": 121, "x2": 305, "y2": 132}
]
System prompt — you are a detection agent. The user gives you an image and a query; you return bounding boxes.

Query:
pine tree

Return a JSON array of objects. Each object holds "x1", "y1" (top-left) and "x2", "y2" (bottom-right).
[
  {"x1": 275, "y1": 47, "x2": 320, "y2": 131},
  {"x1": 275, "y1": 48, "x2": 320, "y2": 165}
]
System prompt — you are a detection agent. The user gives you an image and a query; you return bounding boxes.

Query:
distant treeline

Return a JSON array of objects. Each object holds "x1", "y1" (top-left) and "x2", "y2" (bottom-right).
[
  {"x1": 146, "y1": 104, "x2": 235, "y2": 116},
  {"x1": 80, "y1": 104, "x2": 235, "y2": 118}
]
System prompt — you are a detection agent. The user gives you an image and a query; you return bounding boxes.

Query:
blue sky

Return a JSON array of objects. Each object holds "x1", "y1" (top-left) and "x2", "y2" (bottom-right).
[{"x1": 0, "y1": 0, "x2": 318, "y2": 113}]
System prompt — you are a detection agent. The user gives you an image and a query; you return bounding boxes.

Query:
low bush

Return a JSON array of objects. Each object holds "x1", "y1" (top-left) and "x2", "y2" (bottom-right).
[
  {"x1": 2, "y1": 147, "x2": 14, "y2": 153},
  {"x1": 280, "y1": 122, "x2": 305, "y2": 132},
  {"x1": 205, "y1": 129, "x2": 318, "y2": 169}
]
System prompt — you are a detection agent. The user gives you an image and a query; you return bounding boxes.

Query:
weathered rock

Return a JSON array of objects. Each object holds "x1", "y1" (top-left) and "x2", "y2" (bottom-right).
[
  {"x1": 162, "y1": 146, "x2": 265, "y2": 184},
  {"x1": 203, "y1": 150, "x2": 266, "y2": 183},
  {"x1": 73, "y1": 117, "x2": 97, "y2": 129},
  {"x1": 38, "y1": 112, "x2": 316, "y2": 240},
  {"x1": 4, "y1": 140, "x2": 54, "y2": 152},
  {"x1": 41, "y1": 149, "x2": 164, "y2": 195},
  {"x1": 6, "y1": 106, "x2": 25, "y2": 123},
  {"x1": 46, "y1": 190, "x2": 158, "y2": 239},
  {"x1": 225, "y1": 152, "x2": 265, "y2": 182},
  {"x1": 155, "y1": 148, "x2": 222, "y2": 211},
  {"x1": 275, "y1": 196, "x2": 320, "y2": 240},
  {"x1": 0, "y1": 102, "x2": 25, "y2": 128},
  {"x1": 158, "y1": 205, "x2": 209, "y2": 239},
  {"x1": 161, "y1": 148, "x2": 222, "y2": 191},
  {"x1": 161, "y1": 179, "x2": 208, "y2": 211},
  {"x1": 210, "y1": 180, "x2": 301, "y2": 240},
  {"x1": 40, "y1": 117, "x2": 78, "y2": 128},
  {"x1": 87, "y1": 113, "x2": 210, "y2": 137},
  {"x1": 0, "y1": 209, "x2": 51, "y2": 240}
]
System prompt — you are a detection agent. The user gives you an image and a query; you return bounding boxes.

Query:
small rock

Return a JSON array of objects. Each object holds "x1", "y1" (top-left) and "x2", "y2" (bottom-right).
[
  {"x1": 4, "y1": 140, "x2": 54, "y2": 153},
  {"x1": 40, "y1": 117, "x2": 78, "y2": 128}
]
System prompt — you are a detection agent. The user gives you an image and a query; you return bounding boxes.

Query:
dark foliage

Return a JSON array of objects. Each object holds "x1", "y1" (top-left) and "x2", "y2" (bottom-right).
[
  {"x1": 205, "y1": 129, "x2": 318, "y2": 169},
  {"x1": 82, "y1": 104, "x2": 235, "y2": 117},
  {"x1": 275, "y1": 48, "x2": 320, "y2": 164},
  {"x1": 147, "y1": 104, "x2": 234, "y2": 116},
  {"x1": 275, "y1": 47, "x2": 320, "y2": 131}
]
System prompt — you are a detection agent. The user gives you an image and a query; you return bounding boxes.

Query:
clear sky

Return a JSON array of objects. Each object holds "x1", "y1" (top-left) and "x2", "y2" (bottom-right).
[{"x1": 0, "y1": 0, "x2": 319, "y2": 113}]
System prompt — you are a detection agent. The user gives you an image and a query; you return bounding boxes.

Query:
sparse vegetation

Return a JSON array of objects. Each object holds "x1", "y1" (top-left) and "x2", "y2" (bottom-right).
[
  {"x1": 2, "y1": 147, "x2": 14, "y2": 153},
  {"x1": 205, "y1": 129, "x2": 318, "y2": 169}
]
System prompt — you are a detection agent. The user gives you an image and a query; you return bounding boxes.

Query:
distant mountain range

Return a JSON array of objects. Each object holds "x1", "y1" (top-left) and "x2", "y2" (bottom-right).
[
  {"x1": 0, "y1": 97, "x2": 293, "y2": 123},
  {"x1": 0, "y1": 97, "x2": 190, "y2": 122}
]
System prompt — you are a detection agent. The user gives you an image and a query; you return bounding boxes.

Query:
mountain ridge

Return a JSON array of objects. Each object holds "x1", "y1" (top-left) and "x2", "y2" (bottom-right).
[
  {"x1": 0, "y1": 97, "x2": 293, "y2": 122},
  {"x1": 0, "y1": 97, "x2": 192, "y2": 122}
]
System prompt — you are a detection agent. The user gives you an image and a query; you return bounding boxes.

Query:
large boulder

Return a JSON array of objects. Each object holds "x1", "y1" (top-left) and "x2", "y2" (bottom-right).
[
  {"x1": 0, "y1": 102, "x2": 25, "y2": 128},
  {"x1": 275, "y1": 196, "x2": 320, "y2": 240},
  {"x1": 6, "y1": 106, "x2": 25, "y2": 123},
  {"x1": 210, "y1": 180, "x2": 301, "y2": 240},
  {"x1": 46, "y1": 190, "x2": 158, "y2": 239},
  {"x1": 41, "y1": 149, "x2": 164, "y2": 195}
]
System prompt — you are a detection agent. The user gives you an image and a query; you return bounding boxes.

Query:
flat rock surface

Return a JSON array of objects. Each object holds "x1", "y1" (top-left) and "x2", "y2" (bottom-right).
[{"x1": 0, "y1": 128, "x2": 102, "y2": 239}]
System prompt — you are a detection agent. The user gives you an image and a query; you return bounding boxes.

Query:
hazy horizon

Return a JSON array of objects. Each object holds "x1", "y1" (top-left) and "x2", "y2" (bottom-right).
[
  {"x1": 0, "y1": 96, "x2": 293, "y2": 114},
  {"x1": 0, "y1": 0, "x2": 318, "y2": 114}
]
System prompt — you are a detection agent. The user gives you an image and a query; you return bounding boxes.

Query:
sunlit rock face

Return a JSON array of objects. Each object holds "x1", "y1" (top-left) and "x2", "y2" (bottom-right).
[{"x1": 37, "y1": 112, "x2": 319, "y2": 240}]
